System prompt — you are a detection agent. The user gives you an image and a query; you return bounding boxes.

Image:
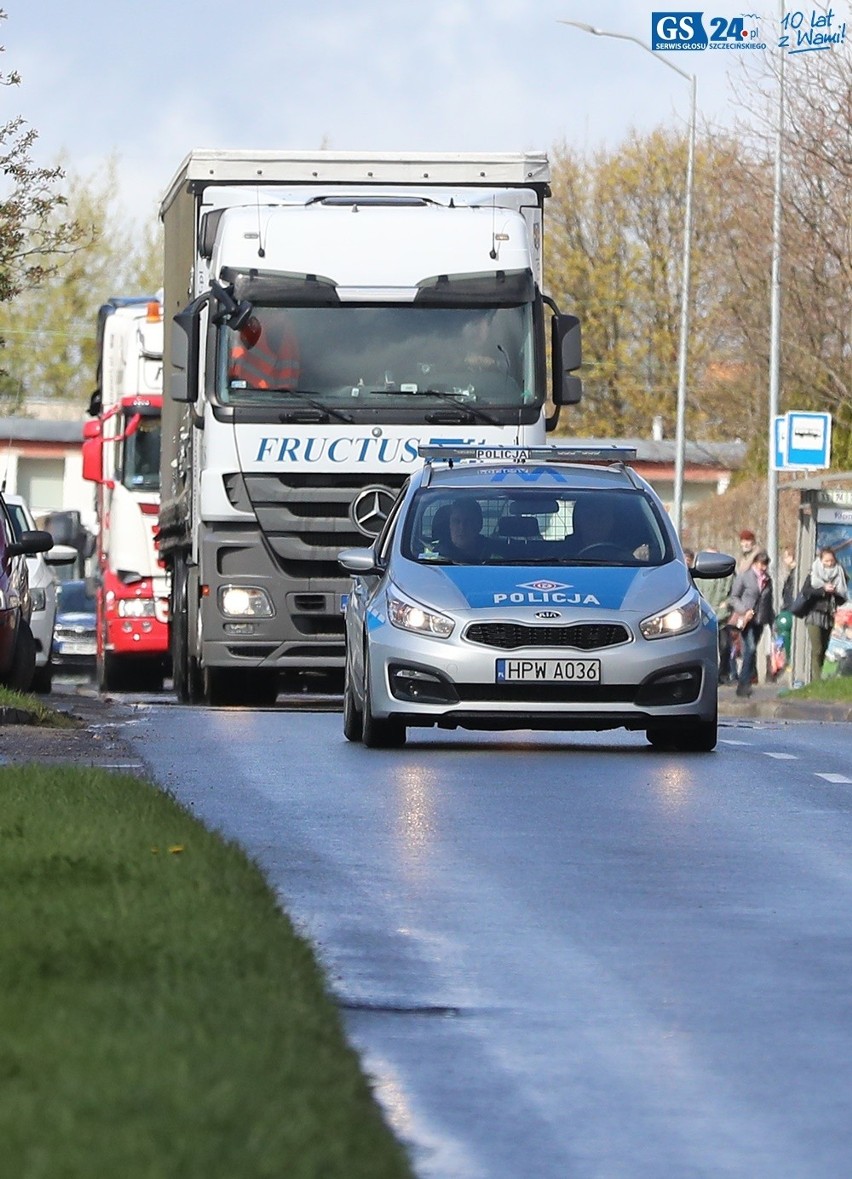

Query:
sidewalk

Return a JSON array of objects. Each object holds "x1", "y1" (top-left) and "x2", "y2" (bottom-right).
[{"x1": 718, "y1": 678, "x2": 852, "y2": 723}]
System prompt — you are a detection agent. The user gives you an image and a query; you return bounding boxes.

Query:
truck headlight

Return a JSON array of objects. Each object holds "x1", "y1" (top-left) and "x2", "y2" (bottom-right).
[
  {"x1": 30, "y1": 587, "x2": 47, "y2": 612},
  {"x1": 640, "y1": 590, "x2": 701, "y2": 640},
  {"x1": 118, "y1": 598, "x2": 156, "y2": 618},
  {"x1": 387, "y1": 583, "x2": 454, "y2": 638},
  {"x1": 218, "y1": 585, "x2": 274, "y2": 618}
]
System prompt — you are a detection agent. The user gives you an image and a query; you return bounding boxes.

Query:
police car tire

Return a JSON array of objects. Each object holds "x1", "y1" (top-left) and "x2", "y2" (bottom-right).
[
  {"x1": 647, "y1": 714, "x2": 717, "y2": 753},
  {"x1": 343, "y1": 652, "x2": 363, "y2": 742},
  {"x1": 362, "y1": 657, "x2": 406, "y2": 749}
]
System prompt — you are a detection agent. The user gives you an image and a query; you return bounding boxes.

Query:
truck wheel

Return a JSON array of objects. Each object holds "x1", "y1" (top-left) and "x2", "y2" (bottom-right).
[
  {"x1": 5, "y1": 620, "x2": 36, "y2": 693},
  {"x1": 171, "y1": 562, "x2": 190, "y2": 701},
  {"x1": 98, "y1": 648, "x2": 130, "y2": 692},
  {"x1": 201, "y1": 665, "x2": 237, "y2": 706}
]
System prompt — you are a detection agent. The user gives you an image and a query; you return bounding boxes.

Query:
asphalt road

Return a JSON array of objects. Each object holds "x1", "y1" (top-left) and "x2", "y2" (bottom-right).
[{"x1": 124, "y1": 704, "x2": 852, "y2": 1179}]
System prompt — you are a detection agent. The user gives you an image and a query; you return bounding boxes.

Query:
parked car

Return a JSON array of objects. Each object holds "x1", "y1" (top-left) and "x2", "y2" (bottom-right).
[
  {"x1": 0, "y1": 493, "x2": 55, "y2": 692},
  {"x1": 339, "y1": 444, "x2": 735, "y2": 751},
  {"x1": 52, "y1": 579, "x2": 98, "y2": 675},
  {"x1": 5, "y1": 495, "x2": 78, "y2": 692}
]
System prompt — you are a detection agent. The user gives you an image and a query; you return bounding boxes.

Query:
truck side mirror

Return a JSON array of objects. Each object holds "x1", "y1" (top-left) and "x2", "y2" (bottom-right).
[
  {"x1": 81, "y1": 418, "x2": 104, "y2": 483},
  {"x1": 171, "y1": 300, "x2": 203, "y2": 403},
  {"x1": 551, "y1": 314, "x2": 583, "y2": 407}
]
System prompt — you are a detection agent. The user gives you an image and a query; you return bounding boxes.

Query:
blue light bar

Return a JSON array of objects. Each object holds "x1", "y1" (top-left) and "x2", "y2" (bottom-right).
[{"x1": 417, "y1": 444, "x2": 637, "y2": 464}]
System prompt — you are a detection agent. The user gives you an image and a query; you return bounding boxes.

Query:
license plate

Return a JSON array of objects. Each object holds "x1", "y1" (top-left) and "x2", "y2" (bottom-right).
[
  {"x1": 59, "y1": 641, "x2": 94, "y2": 656},
  {"x1": 496, "y1": 658, "x2": 601, "y2": 683}
]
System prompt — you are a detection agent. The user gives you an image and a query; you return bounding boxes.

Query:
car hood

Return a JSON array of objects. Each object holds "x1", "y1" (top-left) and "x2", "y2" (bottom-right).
[
  {"x1": 56, "y1": 611, "x2": 96, "y2": 628},
  {"x1": 391, "y1": 561, "x2": 690, "y2": 617}
]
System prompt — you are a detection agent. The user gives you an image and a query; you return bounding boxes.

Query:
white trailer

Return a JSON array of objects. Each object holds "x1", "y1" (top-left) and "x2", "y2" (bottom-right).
[{"x1": 159, "y1": 150, "x2": 582, "y2": 705}]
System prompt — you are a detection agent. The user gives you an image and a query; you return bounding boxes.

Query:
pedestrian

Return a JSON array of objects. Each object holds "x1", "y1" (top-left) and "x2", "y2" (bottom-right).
[
  {"x1": 728, "y1": 550, "x2": 774, "y2": 697},
  {"x1": 701, "y1": 550, "x2": 735, "y2": 683},
  {"x1": 780, "y1": 544, "x2": 797, "y2": 612},
  {"x1": 801, "y1": 546, "x2": 848, "y2": 682},
  {"x1": 736, "y1": 529, "x2": 759, "y2": 575}
]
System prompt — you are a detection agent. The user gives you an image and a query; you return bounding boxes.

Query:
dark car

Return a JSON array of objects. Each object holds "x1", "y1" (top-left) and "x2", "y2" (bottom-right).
[
  {"x1": 52, "y1": 579, "x2": 97, "y2": 674},
  {"x1": 0, "y1": 494, "x2": 54, "y2": 692}
]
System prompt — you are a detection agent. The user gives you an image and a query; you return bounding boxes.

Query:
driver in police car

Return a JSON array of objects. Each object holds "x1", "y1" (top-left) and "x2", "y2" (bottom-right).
[{"x1": 443, "y1": 498, "x2": 491, "y2": 562}]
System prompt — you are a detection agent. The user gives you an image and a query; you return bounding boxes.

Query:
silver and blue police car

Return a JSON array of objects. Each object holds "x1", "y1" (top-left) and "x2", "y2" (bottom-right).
[{"x1": 339, "y1": 445, "x2": 735, "y2": 751}]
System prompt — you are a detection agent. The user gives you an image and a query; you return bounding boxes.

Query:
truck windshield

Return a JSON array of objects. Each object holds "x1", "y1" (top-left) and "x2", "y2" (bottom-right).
[
  {"x1": 122, "y1": 416, "x2": 161, "y2": 491},
  {"x1": 217, "y1": 304, "x2": 537, "y2": 414}
]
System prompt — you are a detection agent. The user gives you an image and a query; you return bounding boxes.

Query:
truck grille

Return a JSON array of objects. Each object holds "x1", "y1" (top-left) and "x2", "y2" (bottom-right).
[
  {"x1": 237, "y1": 472, "x2": 407, "y2": 580},
  {"x1": 464, "y1": 622, "x2": 631, "y2": 650}
]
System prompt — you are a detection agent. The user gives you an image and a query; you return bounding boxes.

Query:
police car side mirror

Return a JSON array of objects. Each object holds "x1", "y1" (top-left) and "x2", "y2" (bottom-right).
[
  {"x1": 338, "y1": 547, "x2": 381, "y2": 575},
  {"x1": 691, "y1": 551, "x2": 736, "y2": 579}
]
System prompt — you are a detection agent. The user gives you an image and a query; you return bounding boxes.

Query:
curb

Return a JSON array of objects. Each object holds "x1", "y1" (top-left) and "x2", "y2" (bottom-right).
[
  {"x1": 719, "y1": 697, "x2": 852, "y2": 723},
  {"x1": 0, "y1": 706, "x2": 40, "y2": 726}
]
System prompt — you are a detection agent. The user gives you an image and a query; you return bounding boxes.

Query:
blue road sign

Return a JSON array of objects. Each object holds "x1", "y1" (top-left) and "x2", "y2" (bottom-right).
[{"x1": 784, "y1": 411, "x2": 832, "y2": 469}]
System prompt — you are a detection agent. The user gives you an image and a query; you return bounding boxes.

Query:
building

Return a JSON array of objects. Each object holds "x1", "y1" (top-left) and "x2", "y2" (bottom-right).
[
  {"x1": 578, "y1": 437, "x2": 746, "y2": 514},
  {"x1": 0, "y1": 417, "x2": 92, "y2": 530}
]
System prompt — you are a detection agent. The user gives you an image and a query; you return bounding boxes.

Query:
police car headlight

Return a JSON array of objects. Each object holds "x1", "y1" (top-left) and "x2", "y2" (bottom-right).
[
  {"x1": 118, "y1": 598, "x2": 156, "y2": 618},
  {"x1": 640, "y1": 590, "x2": 701, "y2": 639},
  {"x1": 218, "y1": 585, "x2": 274, "y2": 618},
  {"x1": 30, "y1": 587, "x2": 47, "y2": 612},
  {"x1": 387, "y1": 584, "x2": 454, "y2": 639}
]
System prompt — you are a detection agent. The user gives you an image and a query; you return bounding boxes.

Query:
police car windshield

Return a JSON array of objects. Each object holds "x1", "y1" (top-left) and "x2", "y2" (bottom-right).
[
  {"x1": 218, "y1": 304, "x2": 536, "y2": 413},
  {"x1": 403, "y1": 487, "x2": 670, "y2": 567}
]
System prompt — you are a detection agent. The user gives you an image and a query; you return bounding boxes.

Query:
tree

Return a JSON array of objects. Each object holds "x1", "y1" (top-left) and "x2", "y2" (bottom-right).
[
  {"x1": 0, "y1": 10, "x2": 88, "y2": 310},
  {"x1": 545, "y1": 130, "x2": 751, "y2": 441},
  {"x1": 0, "y1": 158, "x2": 162, "y2": 408}
]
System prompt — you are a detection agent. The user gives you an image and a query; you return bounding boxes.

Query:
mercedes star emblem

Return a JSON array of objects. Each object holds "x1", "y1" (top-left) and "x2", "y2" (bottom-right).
[{"x1": 351, "y1": 486, "x2": 396, "y2": 537}]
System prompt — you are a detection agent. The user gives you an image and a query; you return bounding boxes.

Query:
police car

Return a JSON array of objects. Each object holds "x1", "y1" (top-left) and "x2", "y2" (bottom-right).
[{"x1": 338, "y1": 445, "x2": 735, "y2": 751}]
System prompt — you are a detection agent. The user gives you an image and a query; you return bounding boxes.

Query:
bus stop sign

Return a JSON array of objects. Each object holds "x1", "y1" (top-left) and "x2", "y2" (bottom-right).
[{"x1": 784, "y1": 411, "x2": 832, "y2": 469}]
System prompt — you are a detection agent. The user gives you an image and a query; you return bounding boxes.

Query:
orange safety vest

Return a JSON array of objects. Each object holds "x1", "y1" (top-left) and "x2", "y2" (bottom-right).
[{"x1": 229, "y1": 322, "x2": 300, "y2": 389}]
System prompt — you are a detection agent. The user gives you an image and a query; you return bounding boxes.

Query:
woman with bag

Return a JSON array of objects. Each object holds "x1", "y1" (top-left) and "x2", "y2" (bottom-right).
[
  {"x1": 728, "y1": 551, "x2": 775, "y2": 698},
  {"x1": 802, "y1": 547, "x2": 848, "y2": 682}
]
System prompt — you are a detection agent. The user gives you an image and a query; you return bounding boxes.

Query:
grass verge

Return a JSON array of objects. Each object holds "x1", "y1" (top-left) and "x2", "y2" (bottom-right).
[
  {"x1": 0, "y1": 765, "x2": 413, "y2": 1179},
  {"x1": 784, "y1": 674, "x2": 852, "y2": 703}
]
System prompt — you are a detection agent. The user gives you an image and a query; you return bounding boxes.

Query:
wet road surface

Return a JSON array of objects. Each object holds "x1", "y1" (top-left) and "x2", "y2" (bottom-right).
[{"x1": 125, "y1": 704, "x2": 852, "y2": 1178}]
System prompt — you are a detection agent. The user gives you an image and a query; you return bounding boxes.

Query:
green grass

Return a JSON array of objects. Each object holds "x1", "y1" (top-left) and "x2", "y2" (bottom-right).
[
  {"x1": 0, "y1": 765, "x2": 413, "y2": 1179},
  {"x1": 0, "y1": 686, "x2": 79, "y2": 727},
  {"x1": 785, "y1": 673, "x2": 852, "y2": 702}
]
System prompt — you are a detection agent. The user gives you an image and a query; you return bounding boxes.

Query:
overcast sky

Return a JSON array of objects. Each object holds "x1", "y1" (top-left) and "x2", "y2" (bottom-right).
[{"x1": 5, "y1": 1, "x2": 850, "y2": 228}]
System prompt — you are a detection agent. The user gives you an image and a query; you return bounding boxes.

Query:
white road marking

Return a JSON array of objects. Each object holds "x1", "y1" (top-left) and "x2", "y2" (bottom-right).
[
  {"x1": 720, "y1": 739, "x2": 750, "y2": 746},
  {"x1": 763, "y1": 752, "x2": 798, "y2": 760},
  {"x1": 815, "y1": 773, "x2": 852, "y2": 784}
]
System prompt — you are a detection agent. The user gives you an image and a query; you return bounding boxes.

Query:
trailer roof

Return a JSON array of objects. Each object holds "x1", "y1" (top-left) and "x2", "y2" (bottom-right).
[{"x1": 160, "y1": 150, "x2": 551, "y2": 217}]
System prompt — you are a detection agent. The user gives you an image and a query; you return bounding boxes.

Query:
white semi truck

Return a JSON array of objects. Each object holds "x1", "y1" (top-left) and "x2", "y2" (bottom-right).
[
  {"x1": 82, "y1": 296, "x2": 170, "y2": 690},
  {"x1": 159, "y1": 150, "x2": 582, "y2": 705}
]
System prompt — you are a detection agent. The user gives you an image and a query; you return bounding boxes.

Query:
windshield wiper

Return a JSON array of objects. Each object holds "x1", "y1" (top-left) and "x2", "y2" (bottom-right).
[
  {"x1": 368, "y1": 387, "x2": 502, "y2": 426},
  {"x1": 268, "y1": 388, "x2": 353, "y2": 423}
]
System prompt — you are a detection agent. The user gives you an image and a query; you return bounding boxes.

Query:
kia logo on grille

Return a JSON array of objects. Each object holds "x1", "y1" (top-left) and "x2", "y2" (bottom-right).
[
  {"x1": 351, "y1": 486, "x2": 396, "y2": 537},
  {"x1": 535, "y1": 610, "x2": 562, "y2": 620}
]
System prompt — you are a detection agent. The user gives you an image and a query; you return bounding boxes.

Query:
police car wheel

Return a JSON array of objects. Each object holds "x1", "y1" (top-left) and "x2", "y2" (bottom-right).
[
  {"x1": 362, "y1": 656, "x2": 406, "y2": 749},
  {"x1": 647, "y1": 714, "x2": 717, "y2": 753},
  {"x1": 342, "y1": 650, "x2": 363, "y2": 743}
]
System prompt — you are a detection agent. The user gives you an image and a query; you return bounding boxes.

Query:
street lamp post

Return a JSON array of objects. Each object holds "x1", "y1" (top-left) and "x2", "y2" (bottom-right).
[
  {"x1": 558, "y1": 20, "x2": 696, "y2": 535},
  {"x1": 767, "y1": 1, "x2": 785, "y2": 587}
]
